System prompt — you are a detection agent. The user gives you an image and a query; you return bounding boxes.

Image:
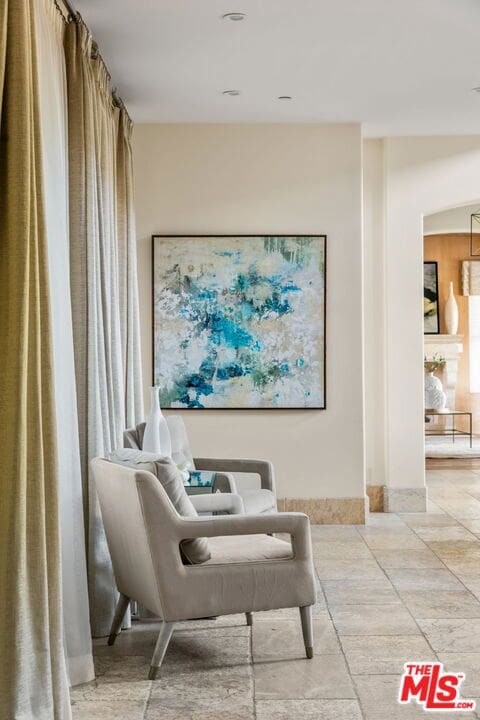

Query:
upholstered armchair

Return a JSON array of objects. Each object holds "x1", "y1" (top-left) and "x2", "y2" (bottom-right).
[
  {"x1": 92, "y1": 459, "x2": 316, "y2": 679},
  {"x1": 124, "y1": 416, "x2": 277, "y2": 515}
]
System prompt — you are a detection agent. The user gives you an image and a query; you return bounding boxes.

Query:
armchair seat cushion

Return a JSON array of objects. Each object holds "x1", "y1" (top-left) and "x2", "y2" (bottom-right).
[
  {"x1": 238, "y1": 489, "x2": 277, "y2": 515},
  {"x1": 205, "y1": 534, "x2": 292, "y2": 565}
]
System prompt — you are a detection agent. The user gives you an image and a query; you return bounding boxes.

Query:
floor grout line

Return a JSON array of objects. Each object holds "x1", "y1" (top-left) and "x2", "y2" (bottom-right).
[
  {"x1": 248, "y1": 620, "x2": 257, "y2": 720},
  {"x1": 315, "y1": 561, "x2": 367, "y2": 720}
]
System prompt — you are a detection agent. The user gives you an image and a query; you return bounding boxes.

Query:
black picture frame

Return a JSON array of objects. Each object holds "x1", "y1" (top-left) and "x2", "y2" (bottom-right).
[
  {"x1": 424, "y1": 260, "x2": 440, "y2": 335},
  {"x1": 470, "y1": 212, "x2": 480, "y2": 257},
  {"x1": 151, "y1": 234, "x2": 327, "y2": 410}
]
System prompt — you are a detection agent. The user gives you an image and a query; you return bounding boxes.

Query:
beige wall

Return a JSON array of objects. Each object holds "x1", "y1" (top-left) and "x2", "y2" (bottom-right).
[{"x1": 133, "y1": 124, "x2": 365, "y2": 500}]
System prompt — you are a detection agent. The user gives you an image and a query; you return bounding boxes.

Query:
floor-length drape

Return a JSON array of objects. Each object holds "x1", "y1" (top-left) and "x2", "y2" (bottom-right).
[
  {"x1": 116, "y1": 108, "x2": 144, "y2": 429},
  {"x1": 35, "y1": 0, "x2": 94, "y2": 686},
  {"x1": 0, "y1": 0, "x2": 71, "y2": 716},
  {"x1": 65, "y1": 16, "x2": 144, "y2": 637}
]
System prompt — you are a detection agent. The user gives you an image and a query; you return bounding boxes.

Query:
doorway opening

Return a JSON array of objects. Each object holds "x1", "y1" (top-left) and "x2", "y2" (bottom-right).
[{"x1": 423, "y1": 203, "x2": 480, "y2": 468}]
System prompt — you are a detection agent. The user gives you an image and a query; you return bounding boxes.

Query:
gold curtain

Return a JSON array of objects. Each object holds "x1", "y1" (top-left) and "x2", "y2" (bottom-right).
[
  {"x1": 64, "y1": 16, "x2": 143, "y2": 637},
  {"x1": 0, "y1": 0, "x2": 71, "y2": 716}
]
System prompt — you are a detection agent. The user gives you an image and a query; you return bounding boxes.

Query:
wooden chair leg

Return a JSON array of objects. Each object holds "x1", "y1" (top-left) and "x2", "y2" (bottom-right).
[
  {"x1": 245, "y1": 612, "x2": 253, "y2": 626},
  {"x1": 299, "y1": 605, "x2": 314, "y2": 659},
  {"x1": 108, "y1": 593, "x2": 130, "y2": 646},
  {"x1": 148, "y1": 622, "x2": 174, "y2": 680}
]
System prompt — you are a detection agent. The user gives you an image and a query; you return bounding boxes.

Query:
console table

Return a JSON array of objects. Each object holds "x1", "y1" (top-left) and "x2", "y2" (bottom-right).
[{"x1": 425, "y1": 409, "x2": 472, "y2": 448}]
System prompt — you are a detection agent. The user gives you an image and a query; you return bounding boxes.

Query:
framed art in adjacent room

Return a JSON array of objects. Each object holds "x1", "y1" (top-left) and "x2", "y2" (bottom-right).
[
  {"x1": 152, "y1": 234, "x2": 327, "y2": 409},
  {"x1": 424, "y1": 260, "x2": 440, "y2": 334},
  {"x1": 470, "y1": 211, "x2": 480, "y2": 256}
]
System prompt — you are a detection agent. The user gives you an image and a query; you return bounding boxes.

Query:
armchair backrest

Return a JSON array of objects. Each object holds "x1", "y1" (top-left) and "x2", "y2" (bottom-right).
[
  {"x1": 166, "y1": 416, "x2": 195, "y2": 468},
  {"x1": 91, "y1": 458, "x2": 180, "y2": 617},
  {"x1": 123, "y1": 422, "x2": 145, "y2": 450},
  {"x1": 123, "y1": 415, "x2": 195, "y2": 469}
]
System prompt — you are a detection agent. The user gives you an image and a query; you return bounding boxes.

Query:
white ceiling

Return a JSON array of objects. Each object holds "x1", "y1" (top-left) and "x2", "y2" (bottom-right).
[{"x1": 73, "y1": 0, "x2": 480, "y2": 136}]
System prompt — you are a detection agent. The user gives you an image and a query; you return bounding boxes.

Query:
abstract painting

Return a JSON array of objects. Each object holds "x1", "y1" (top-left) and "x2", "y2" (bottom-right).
[
  {"x1": 424, "y1": 261, "x2": 440, "y2": 334},
  {"x1": 152, "y1": 235, "x2": 326, "y2": 409}
]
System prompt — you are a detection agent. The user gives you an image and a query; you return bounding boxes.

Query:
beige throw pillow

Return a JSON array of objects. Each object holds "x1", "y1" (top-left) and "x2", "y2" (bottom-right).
[{"x1": 109, "y1": 450, "x2": 211, "y2": 564}]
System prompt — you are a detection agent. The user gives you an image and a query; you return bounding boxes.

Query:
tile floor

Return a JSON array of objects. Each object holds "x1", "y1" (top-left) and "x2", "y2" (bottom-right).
[{"x1": 71, "y1": 467, "x2": 480, "y2": 719}]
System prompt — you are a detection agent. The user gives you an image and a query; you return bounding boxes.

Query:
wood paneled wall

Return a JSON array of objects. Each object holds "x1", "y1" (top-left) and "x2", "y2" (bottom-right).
[{"x1": 424, "y1": 233, "x2": 480, "y2": 433}]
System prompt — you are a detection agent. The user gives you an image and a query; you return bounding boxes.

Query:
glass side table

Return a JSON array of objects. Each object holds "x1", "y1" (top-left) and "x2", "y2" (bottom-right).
[
  {"x1": 425, "y1": 409, "x2": 472, "y2": 448},
  {"x1": 184, "y1": 470, "x2": 216, "y2": 496}
]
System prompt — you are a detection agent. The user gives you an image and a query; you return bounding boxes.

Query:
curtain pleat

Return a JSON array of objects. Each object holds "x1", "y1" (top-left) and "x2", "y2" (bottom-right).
[
  {"x1": 65, "y1": 17, "x2": 144, "y2": 637},
  {"x1": 116, "y1": 109, "x2": 144, "y2": 427},
  {"x1": 0, "y1": 0, "x2": 71, "y2": 716},
  {"x1": 35, "y1": 0, "x2": 94, "y2": 686}
]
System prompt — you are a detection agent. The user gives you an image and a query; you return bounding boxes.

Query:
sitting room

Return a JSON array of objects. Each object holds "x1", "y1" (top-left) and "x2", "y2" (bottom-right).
[{"x1": 2, "y1": 2, "x2": 480, "y2": 720}]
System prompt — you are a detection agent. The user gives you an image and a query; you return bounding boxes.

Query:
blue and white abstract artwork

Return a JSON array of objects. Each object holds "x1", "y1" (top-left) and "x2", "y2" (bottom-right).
[{"x1": 152, "y1": 235, "x2": 326, "y2": 409}]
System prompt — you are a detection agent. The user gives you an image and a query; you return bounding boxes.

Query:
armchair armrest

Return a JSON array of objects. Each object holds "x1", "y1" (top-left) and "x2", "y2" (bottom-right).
[
  {"x1": 212, "y1": 471, "x2": 237, "y2": 494},
  {"x1": 190, "y1": 492, "x2": 244, "y2": 515},
  {"x1": 193, "y1": 457, "x2": 276, "y2": 494},
  {"x1": 175, "y1": 512, "x2": 312, "y2": 561}
]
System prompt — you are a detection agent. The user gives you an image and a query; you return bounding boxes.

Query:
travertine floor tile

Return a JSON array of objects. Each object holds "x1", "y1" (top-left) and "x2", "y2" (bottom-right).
[
  {"x1": 400, "y1": 590, "x2": 480, "y2": 619},
  {"x1": 329, "y1": 604, "x2": 420, "y2": 636},
  {"x1": 414, "y1": 525, "x2": 476, "y2": 542},
  {"x1": 309, "y1": 526, "x2": 363, "y2": 542},
  {"x1": 322, "y1": 578, "x2": 401, "y2": 606},
  {"x1": 417, "y1": 618, "x2": 480, "y2": 652},
  {"x1": 146, "y1": 697, "x2": 254, "y2": 720},
  {"x1": 311, "y1": 541, "x2": 374, "y2": 559},
  {"x1": 460, "y1": 519, "x2": 480, "y2": 533},
  {"x1": 427, "y1": 540, "x2": 480, "y2": 560},
  {"x1": 372, "y1": 548, "x2": 444, "y2": 569},
  {"x1": 71, "y1": 699, "x2": 147, "y2": 720},
  {"x1": 340, "y1": 635, "x2": 435, "y2": 675},
  {"x1": 457, "y1": 575, "x2": 480, "y2": 601},
  {"x1": 366, "y1": 513, "x2": 407, "y2": 527},
  {"x1": 314, "y1": 558, "x2": 385, "y2": 581},
  {"x1": 438, "y1": 653, "x2": 480, "y2": 697},
  {"x1": 385, "y1": 567, "x2": 464, "y2": 592},
  {"x1": 255, "y1": 699, "x2": 363, "y2": 720},
  {"x1": 358, "y1": 529, "x2": 426, "y2": 550},
  {"x1": 252, "y1": 616, "x2": 341, "y2": 658},
  {"x1": 70, "y1": 656, "x2": 151, "y2": 702},
  {"x1": 149, "y1": 662, "x2": 252, "y2": 703},
  {"x1": 400, "y1": 513, "x2": 460, "y2": 528},
  {"x1": 253, "y1": 653, "x2": 355, "y2": 699},
  {"x1": 162, "y1": 630, "x2": 251, "y2": 668}
]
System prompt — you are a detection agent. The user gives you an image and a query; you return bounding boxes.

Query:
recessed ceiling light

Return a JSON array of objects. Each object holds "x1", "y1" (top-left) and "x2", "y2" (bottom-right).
[
  {"x1": 278, "y1": 96, "x2": 293, "y2": 101},
  {"x1": 222, "y1": 89, "x2": 241, "y2": 96},
  {"x1": 222, "y1": 12, "x2": 247, "y2": 21}
]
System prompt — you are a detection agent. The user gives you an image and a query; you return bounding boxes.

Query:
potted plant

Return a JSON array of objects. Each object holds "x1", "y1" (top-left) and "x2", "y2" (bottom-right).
[{"x1": 424, "y1": 354, "x2": 447, "y2": 411}]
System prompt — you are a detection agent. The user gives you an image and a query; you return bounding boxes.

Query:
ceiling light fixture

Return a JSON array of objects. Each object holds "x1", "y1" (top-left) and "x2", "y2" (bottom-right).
[
  {"x1": 278, "y1": 96, "x2": 293, "y2": 101},
  {"x1": 222, "y1": 12, "x2": 246, "y2": 21},
  {"x1": 222, "y1": 89, "x2": 241, "y2": 96}
]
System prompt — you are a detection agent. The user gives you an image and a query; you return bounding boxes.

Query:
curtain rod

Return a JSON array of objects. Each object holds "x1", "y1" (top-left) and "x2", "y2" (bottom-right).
[
  {"x1": 60, "y1": 0, "x2": 76, "y2": 20},
  {"x1": 53, "y1": 0, "x2": 133, "y2": 124}
]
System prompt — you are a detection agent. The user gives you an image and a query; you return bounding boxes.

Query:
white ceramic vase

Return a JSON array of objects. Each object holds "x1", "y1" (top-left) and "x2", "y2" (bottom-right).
[
  {"x1": 444, "y1": 281, "x2": 459, "y2": 335},
  {"x1": 424, "y1": 371, "x2": 446, "y2": 411},
  {"x1": 142, "y1": 386, "x2": 172, "y2": 457}
]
